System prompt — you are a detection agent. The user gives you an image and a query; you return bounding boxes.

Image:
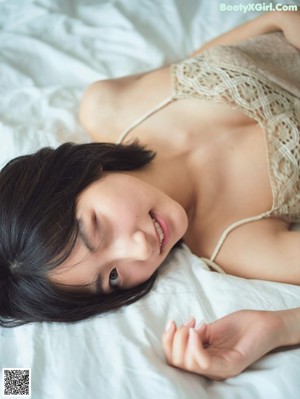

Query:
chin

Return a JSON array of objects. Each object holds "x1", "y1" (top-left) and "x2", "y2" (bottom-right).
[{"x1": 173, "y1": 239, "x2": 184, "y2": 249}]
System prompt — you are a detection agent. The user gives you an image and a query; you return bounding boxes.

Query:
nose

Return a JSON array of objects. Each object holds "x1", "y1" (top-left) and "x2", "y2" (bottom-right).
[{"x1": 112, "y1": 230, "x2": 153, "y2": 261}]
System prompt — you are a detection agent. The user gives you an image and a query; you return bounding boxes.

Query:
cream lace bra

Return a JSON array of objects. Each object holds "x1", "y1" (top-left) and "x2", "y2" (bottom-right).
[{"x1": 116, "y1": 33, "x2": 300, "y2": 273}]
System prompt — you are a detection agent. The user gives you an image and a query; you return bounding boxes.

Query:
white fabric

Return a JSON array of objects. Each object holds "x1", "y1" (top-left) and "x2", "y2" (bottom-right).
[{"x1": 1, "y1": 1, "x2": 300, "y2": 399}]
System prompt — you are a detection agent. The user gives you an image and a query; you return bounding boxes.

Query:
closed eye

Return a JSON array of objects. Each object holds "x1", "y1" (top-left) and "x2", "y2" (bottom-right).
[{"x1": 78, "y1": 212, "x2": 101, "y2": 253}]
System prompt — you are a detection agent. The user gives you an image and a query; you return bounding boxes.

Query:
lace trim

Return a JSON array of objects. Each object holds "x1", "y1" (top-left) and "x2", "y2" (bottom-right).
[
  {"x1": 115, "y1": 55, "x2": 300, "y2": 272},
  {"x1": 172, "y1": 57, "x2": 300, "y2": 224}
]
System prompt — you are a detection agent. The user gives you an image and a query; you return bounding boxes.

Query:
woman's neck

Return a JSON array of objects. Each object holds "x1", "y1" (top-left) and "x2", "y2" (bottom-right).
[{"x1": 129, "y1": 150, "x2": 198, "y2": 223}]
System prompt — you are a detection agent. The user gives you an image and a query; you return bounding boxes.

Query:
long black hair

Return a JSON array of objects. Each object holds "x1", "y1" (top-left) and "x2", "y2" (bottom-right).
[{"x1": 0, "y1": 142, "x2": 159, "y2": 327}]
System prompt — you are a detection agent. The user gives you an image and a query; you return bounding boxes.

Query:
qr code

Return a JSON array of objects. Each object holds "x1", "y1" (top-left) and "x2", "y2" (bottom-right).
[{"x1": 2, "y1": 368, "x2": 31, "y2": 397}]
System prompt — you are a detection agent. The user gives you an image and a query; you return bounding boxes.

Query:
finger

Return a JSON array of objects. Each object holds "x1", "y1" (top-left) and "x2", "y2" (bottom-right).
[
  {"x1": 162, "y1": 320, "x2": 177, "y2": 364},
  {"x1": 184, "y1": 317, "x2": 196, "y2": 329},
  {"x1": 188, "y1": 327, "x2": 211, "y2": 370},
  {"x1": 195, "y1": 321, "x2": 209, "y2": 347},
  {"x1": 171, "y1": 318, "x2": 195, "y2": 366}
]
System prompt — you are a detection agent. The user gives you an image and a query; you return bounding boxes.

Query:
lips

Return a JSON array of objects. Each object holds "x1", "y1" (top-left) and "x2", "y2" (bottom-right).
[
  {"x1": 150, "y1": 212, "x2": 170, "y2": 251},
  {"x1": 151, "y1": 216, "x2": 164, "y2": 247}
]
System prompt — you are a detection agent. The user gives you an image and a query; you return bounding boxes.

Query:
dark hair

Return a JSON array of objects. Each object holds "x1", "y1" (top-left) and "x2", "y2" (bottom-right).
[{"x1": 0, "y1": 142, "x2": 159, "y2": 327}]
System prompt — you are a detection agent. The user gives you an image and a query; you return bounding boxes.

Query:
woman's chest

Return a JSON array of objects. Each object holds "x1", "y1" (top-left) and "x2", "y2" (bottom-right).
[
  {"x1": 151, "y1": 97, "x2": 273, "y2": 215},
  {"x1": 173, "y1": 99, "x2": 274, "y2": 257}
]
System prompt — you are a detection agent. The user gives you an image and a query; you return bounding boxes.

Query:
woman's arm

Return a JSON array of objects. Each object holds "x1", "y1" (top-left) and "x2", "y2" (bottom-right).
[
  {"x1": 162, "y1": 307, "x2": 300, "y2": 380},
  {"x1": 191, "y1": 10, "x2": 300, "y2": 56}
]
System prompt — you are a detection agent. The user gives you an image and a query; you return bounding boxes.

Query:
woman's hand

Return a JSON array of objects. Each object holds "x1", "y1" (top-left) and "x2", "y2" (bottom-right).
[{"x1": 162, "y1": 310, "x2": 284, "y2": 380}]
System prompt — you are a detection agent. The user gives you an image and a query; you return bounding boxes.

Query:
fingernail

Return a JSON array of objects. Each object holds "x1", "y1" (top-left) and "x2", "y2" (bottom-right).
[
  {"x1": 183, "y1": 316, "x2": 194, "y2": 326},
  {"x1": 165, "y1": 320, "x2": 173, "y2": 333}
]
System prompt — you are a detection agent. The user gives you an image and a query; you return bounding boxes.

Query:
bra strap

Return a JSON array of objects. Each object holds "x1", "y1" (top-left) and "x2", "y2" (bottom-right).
[
  {"x1": 200, "y1": 257, "x2": 226, "y2": 274},
  {"x1": 116, "y1": 96, "x2": 175, "y2": 144},
  {"x1": 210, "y1": 209, "x2": 274, "y2": 262}
]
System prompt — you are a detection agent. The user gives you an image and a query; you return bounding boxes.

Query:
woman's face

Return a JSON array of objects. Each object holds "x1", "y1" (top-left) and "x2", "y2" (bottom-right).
[{"x1": 48, "y1": 173, "x2": 188, "y2": 294}]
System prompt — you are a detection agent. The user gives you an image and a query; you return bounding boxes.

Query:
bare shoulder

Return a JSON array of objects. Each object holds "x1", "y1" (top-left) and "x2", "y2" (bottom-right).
[
  {"x1": 214, "y1": 218, "x2": 300, "y2": 285},
  {"x1": 79, "y1": 78, "x2": 127, "y2": 142},
  {"x1": 79, "y1": 66, "x2": 172, "y2": 143}
]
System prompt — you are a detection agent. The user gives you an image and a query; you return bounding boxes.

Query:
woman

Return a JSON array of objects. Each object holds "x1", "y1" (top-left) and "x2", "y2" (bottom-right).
[
  {"x1": 0, "y1": 11, "x2": 299, "y2": 380},
  {"x1": 78, "y1": 10, "x2": 300, "y2": 379}
]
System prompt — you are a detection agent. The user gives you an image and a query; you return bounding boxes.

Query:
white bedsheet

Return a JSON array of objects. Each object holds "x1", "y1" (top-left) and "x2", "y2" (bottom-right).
[{"x1": 1, "y1": 1, "x2": 300, "y2": 398}]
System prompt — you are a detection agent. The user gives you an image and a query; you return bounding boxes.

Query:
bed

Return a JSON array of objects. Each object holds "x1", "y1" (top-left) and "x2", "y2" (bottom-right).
[{"x1": 1, "y1": 1, "x2": 300, "y2": 398}]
